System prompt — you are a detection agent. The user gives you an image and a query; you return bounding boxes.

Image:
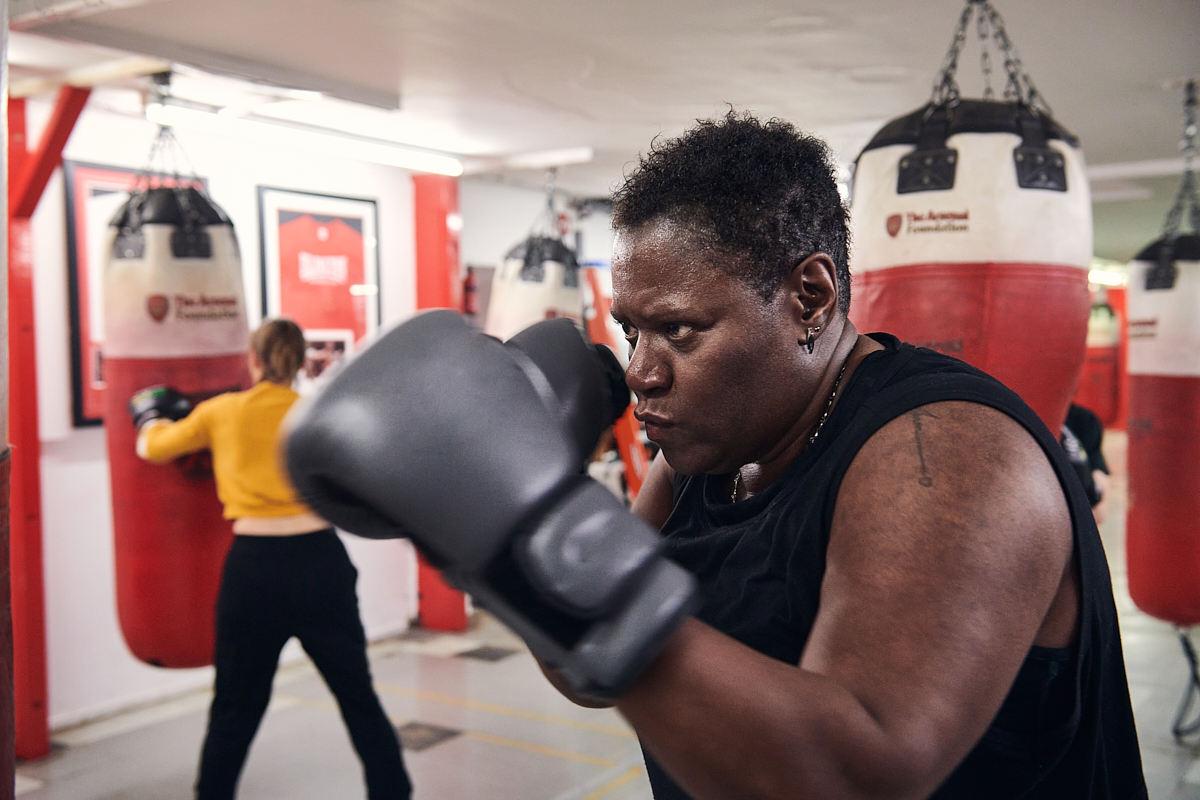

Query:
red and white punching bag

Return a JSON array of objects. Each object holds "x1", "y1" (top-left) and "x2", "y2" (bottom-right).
[
  {"x1": 1073, "y1": 298, "x2": 1121, "y2": 427},
  {"x1": 103, "y1": 186, "x2": 251, "y2": 667},
  {"x1": 1124, "y1": 76, "x2": 1200, "y2": 627},
  {"x1": 849, "y1": 3, "x2": 1091, "y2": 434},
  {"x1": 1126, "y1": 235, "x2": 1200, "y2": 625},
  {"x1": 485, "y1": 235, "x2": 583, "y2": 339}
]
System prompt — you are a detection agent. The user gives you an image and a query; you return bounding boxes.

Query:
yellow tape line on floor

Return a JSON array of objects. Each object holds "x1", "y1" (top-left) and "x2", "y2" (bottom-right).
[
  {"x1": 583, "y1": 765, "x2": 645, "y2": 799},
  {"x1": 462, "y1": 730, "x2": 616, "y2": 767},
  {"x1": 275, "y1": 693, "x2": 617, "y2": 768},
  {"x1": 373, "y1": 683, "x2": 637, "y2": 739}
]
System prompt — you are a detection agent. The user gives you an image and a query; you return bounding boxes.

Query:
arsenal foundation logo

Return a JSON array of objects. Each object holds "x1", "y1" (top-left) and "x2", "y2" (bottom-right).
[
  {"x1": 147, "y1": 294, "x2": 169, "y2": 322},
  {"x1": 886, "y1": 214, "x2": 903, "y2": 238}
]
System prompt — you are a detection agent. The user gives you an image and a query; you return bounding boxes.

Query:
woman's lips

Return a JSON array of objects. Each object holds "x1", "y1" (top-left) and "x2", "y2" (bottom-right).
[{"x1": 637, "y1": 413, "x2": 673, "y2": 441}]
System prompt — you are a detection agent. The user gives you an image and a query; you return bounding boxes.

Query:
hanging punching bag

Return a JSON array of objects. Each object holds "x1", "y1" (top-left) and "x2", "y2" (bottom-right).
[
  {"x1": 103, "y1": 185, "x2": 251, "y2": 667},
  {"x1": 1127, "y1": 235, "x2": 1200, "y2": 624},
  {"x1": 1073, "y1": 297, "x2": 1121, "y2": 427},
  {"x1": 1126, "y1": 79, "x2": 1200, "y2": 627},
  {"x1": 485, "y1": 235, "x2": 583, "y2": 339},
  {"x1": 849, "y1": 1, "x2": 1091, "y2": 434}
]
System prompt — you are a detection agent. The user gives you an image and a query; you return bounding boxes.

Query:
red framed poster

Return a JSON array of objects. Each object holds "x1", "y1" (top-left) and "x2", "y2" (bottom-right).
[
  {"x1": 63, "y1": 161, "x2": 204, "y2": 426},
  {"x1": 258, "y1": 187, "x2": 380, "y2": 390}
]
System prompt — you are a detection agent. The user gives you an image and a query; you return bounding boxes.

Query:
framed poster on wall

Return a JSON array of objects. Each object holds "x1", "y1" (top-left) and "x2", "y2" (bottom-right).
[
  {"x1": 64, "y1": 161, "x2": 205, "y2": 426},
  {"x1": 258, "y1": 188, "x2": 380, "y2": 386}
]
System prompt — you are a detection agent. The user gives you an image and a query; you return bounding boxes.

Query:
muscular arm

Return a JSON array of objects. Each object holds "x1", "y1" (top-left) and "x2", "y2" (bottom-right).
[{"x1": 616, "y1": 402, "x2": 1076, "y2": 799}]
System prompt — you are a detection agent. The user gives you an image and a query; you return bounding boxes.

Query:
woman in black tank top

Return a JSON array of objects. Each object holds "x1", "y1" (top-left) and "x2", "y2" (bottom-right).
[{"x1": 582, "y1": 112, "x2": 1145, "y2": 799}]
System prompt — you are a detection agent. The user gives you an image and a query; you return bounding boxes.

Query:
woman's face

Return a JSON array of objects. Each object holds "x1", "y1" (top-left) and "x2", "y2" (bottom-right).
[{"x1": 610, "y1": 219, "x2": 818, "y2": 476}]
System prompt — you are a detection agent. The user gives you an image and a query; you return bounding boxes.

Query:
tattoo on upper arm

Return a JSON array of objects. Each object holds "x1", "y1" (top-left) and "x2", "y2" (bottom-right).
[{"x1": 910, "y1": 408, "x2": 940, "y2": 487}]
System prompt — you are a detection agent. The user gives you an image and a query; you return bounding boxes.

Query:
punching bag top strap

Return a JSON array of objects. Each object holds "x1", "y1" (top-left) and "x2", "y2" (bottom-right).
[
  {"x1": 897, "y1": 105, "x2": 958, "y2": 194},
  {"x1": 110, "y1": 186, "x2": 232, "y2": 231},
  {"x1": 863, "y1": 100, "x2": 1080, "y2": 153},
  {"x1": 1139, "y1": 235, "x2": 1200, "y2": 292},
  {"x1": 506, "y1": 236, "x2": 581, "y2": 287},
  {"x1": 170, "y1": 185, "x2": 214, "y2": 259},
  {"x1": 109, "y1": 186, "x2": 232, "y2": 262},
  {"x1": 1143, "y1": 80, "x2": 1200, "y2": 292},
  {"x1": 1013, "y1": 106, "x2": 1068, "y2": 192}
]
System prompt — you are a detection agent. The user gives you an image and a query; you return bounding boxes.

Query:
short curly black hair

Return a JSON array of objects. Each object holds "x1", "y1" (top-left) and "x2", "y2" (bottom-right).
[{"x1": 612, "y1": 110, "x2": 851, "y2": 313}]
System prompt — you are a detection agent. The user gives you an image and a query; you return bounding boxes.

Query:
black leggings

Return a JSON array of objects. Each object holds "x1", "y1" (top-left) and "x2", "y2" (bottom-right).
[{"x1": 195, "y1": 530, "x2": 411, "y2": 799}]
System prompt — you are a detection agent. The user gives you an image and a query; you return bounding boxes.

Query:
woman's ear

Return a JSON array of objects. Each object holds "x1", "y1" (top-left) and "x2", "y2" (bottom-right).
[
  {"x1": 248, "y1": 350, "x2": 264, "y2": 381},
  {"x1": 783, "y1": 253, "x2": 839, "y2": 331}
]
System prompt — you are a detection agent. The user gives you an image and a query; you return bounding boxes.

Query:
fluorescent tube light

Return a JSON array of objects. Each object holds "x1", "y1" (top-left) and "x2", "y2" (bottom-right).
[
  {"x1": 145, "y1": 102, "x2": 463, "y2": 177},
  {"x1": 1088, "y1": 269, "x2": 1126, "y2": 287},
  {"x1": 503, "y1": 147, "x2": 594, "y2": 169}
]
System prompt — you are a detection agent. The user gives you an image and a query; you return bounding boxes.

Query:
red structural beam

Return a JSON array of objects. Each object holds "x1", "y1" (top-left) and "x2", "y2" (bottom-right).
[
  {"x1": 10, "y1": 86, "x2": 90, "y2": 221},
  {"x1": 7, "y1": 85, "x2": 91, "y2": 761}
]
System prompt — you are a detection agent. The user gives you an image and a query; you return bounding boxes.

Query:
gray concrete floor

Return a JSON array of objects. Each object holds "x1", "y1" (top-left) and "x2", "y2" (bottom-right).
[{"x1": 14, "y1": 430, "x2": 1200, "y2": 799}]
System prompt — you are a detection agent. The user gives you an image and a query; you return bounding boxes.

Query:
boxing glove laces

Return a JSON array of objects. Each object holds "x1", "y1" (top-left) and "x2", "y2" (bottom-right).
[{"x1": 285, "y1": 310, "x2": 698, "y2": 699}]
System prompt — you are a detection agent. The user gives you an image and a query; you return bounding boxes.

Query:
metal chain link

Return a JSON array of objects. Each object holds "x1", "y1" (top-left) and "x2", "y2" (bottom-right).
[
  {"x1": 982, "y1": 3, "x2": 1053, "y2": 116},
  {"x1": 1162, "y1": 80, "x2": 1200, "y2": 239},
  {"x1": 977, "y1": 7, "x2": 994, "y2": 101},
  {"x1": 928, "y1": 0, "x2": 1052, "y2": 116},
  {"x1": 929, "y1": 1, "x2": 974, "y2": 107}
]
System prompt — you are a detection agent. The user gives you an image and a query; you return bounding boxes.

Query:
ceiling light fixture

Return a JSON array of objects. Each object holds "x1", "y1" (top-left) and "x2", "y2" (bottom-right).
[
  {"x1": 461, "y1": 146, "x2": 594, "y2": 175},
  {"x1": 144, "y1": 101, "x2": 463, "y2": 176},
  {"x1": 503, "y1": 146, "x2": 594, "y2": 170},
  {"x1": 1088, "y1": 269, "x2": 1126, "y2": 287}
]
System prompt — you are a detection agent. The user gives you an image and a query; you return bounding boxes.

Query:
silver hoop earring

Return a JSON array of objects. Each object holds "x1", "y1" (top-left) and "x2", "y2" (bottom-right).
[{"x1": 804, "y1": 326, "x2": 820, "y2": 354}]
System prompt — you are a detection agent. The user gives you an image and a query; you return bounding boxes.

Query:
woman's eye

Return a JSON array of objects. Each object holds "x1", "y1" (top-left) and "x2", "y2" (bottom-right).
[{"x1": 666, "y1": 323, "x2": 692, "y2": 339}]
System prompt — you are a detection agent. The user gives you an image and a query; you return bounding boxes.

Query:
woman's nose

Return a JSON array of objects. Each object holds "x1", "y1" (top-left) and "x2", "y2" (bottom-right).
[{"x1": 624, "y1": 342, "x2": 669, "y2": 398}]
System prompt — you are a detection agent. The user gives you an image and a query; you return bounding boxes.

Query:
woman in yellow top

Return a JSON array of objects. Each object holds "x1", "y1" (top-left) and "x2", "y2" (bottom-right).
[{"x1": 132, "y1": 318, "x2": 412, "y2": 800}]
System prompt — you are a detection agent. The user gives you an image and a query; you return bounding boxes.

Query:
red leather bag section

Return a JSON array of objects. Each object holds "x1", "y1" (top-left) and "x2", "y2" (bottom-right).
[
  {"x1": 1126, "y1": 374, "x2": 1200, "y2": 626},
  {"x1": 104, "y1": 355, "x2": 248, "y2": 667},
  {"x1": 850, "y1": 262, "x2": 1090, "y2": 433}
]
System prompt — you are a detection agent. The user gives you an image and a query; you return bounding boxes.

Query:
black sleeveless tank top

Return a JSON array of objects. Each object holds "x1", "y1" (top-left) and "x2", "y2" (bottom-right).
[{"x1": 643, "y1": 334, "x2": 1145, "y2": 799}]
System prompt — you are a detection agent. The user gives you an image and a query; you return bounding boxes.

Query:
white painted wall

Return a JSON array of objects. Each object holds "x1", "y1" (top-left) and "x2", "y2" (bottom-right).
[
  {"x1": 459, "y1": 178, "x2": 550, "y2": 270},
  {"x1": 27, "y1": 97, "x2": 421, "y2": 729},
  {"x1": 458, "y1": 178, "x2": 615, "y2": 269}
]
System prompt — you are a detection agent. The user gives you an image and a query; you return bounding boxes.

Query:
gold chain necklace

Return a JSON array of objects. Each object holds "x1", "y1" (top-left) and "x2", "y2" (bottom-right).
[{"x1": 730, "y1": 359, "x2": 850, "y2": 503}]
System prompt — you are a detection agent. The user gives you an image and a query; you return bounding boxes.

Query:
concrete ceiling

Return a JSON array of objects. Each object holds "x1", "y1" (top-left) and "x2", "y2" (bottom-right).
[{"x1": 9, "y1": 0, "x2": 1200, "y2": 261}]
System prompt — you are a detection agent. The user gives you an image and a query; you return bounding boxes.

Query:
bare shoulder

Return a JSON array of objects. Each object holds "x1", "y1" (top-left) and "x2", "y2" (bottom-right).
[
  {"x1": 837, "y1": 401, "x2": 1070, "y2": 536},
  {"x1": 801, "y1": 401, "x2": 1074, "y2": 767},
  {"x1": 827, "y1": 401, "x2": 1073, "y2": 604}
]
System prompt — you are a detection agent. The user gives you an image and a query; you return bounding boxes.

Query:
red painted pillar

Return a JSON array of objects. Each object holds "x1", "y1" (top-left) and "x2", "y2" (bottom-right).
[
  {"x1": 5, "y1": 85, "x2": 90, "y2": 761},
  {"x1": 0, "y1": 10, "x2": 15, "y2": 792},
  {"x1": 1108, "y1": 286, "x2": 1129, "y2": 432},
  {"x1": 0, "y1": 451, "x2": 14, "y2": 798},
  {"x1": 413, "y1": 175, "x2": 462, "y2": 311},
  {"x1": 411, "y1": 173, "x2": 468, "y2": 631},
  {"x1": 6, "y1": 98, "x2": 49, "y2": 760}
]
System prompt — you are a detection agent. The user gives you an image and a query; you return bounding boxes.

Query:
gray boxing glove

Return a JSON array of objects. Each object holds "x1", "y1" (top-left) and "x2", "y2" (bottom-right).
[{"x1": 285, "y1": 310, "x2": 697, "y2": 699}]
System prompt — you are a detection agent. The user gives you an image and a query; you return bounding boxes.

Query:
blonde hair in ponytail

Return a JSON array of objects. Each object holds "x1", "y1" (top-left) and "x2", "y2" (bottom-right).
[{"x1": 250, "y1": 318, "x2": 306, "y2": 385}]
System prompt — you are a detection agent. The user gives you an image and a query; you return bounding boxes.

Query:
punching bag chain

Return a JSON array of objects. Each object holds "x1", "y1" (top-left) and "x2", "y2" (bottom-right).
[
  {"x1": 1161, "y1": 80, "x2": 1200, "y2": 241},
  {"x1": 977, "y1": 9, "x2": 994, "y2": 100},
  {"x1": 930, "y1": 0, "x2": 1052, "y2": 117},
  {"x1": 929, "y1": 1, "x2": 973, "y2": 107}
]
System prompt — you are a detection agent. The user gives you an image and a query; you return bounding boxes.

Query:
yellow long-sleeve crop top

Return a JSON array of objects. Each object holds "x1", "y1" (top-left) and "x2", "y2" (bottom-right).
[{"x1": 138, "y1": 381, "x2": 312, "y2": 521}]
